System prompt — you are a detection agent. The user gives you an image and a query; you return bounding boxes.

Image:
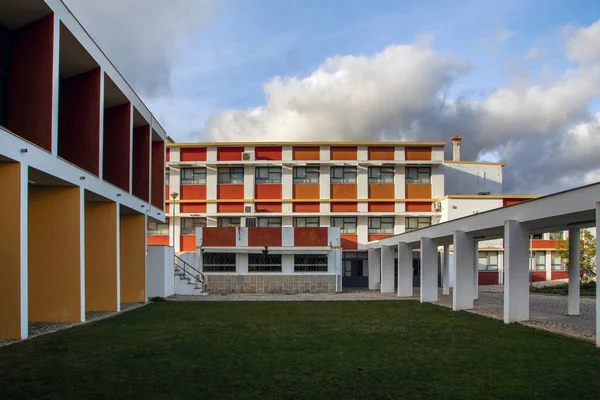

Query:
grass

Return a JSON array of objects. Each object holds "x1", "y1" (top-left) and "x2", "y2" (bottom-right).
[
  {"x1": 1, "y1": 301, "x2": 599, "y2": 400},
  {"x1": 531, "y1": 281, "x2": 596, "y2": 297}
]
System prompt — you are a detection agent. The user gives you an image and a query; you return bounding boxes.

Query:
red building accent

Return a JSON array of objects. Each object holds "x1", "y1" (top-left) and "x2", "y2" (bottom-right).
[
  {"x1": 180, "y1": 235, "x2": 196, "y2": 252},
  {"x1": 341, "y1": 234, "x2": 358, "y2": 250},
  {"x1": 369, "y1": 202, "x2": 395, "y2": 212},
  {"x1": 255, "y1": 146, "x2": 282, "y2": 160},
  {"x1": 180, "y1": 147, "x2": 207, "y2": 161},
  {"x1": 202, "y1": 227, "x2": 236, "y2": 247},
  {"x1": 294, "y1": 228, "x2": 328, "y2": 247},
  {"x1": 248, "y1": 227, "x2": 282, "y2": 247},
  {"x1": 293, "y1": 202, "x2": 320, "y2": 212},
  {"x1": 217, "y1": 147, "x2": 244, "y2": 161},
  {"x1": 148, "y1": 236, "x2": 169, "y2": 246},
  {"x1": 103, "y1": 103, "x2": 131, "y2": 191},
  {"x1": 217, "y1": 184, "x2": 244, "y2": 199},
  {"x1": 132, "y1": 125, "x2": 150, "y2": 201},
  {"x1": 180, "y1": 203, "x2": 206, "y2": 213},
  {"x1": 180, "y1": 185, "x2": 206, "y2": 200}
]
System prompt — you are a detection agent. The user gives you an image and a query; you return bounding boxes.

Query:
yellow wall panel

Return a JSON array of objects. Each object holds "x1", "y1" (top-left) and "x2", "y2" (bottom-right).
[{"x1": 120, "y1": 214, "x2": 146, "y2": 303}]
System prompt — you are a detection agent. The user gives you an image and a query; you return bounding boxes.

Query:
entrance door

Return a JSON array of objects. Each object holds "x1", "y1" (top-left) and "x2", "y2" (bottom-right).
[{"x1": 342, "y1": 252, "x2": 368, "y2": 288}]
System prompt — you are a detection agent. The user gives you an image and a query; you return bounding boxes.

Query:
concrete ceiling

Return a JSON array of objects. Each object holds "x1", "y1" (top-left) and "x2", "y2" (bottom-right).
[
  {"x1": 59, "y1": 23, "x2": 99, "y2": 79},
  {"x1": 104, "y1": 74, "x2": 130, "y2": 108},
  {"x1": 28, "y1": 167, "x2": 74, "y2": 187},
  {"x1": 0, "y1": 0, "x2": 52, "y2": 30}
]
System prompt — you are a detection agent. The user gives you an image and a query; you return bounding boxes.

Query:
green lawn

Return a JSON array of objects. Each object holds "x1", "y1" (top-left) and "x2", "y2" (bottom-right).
[
  {"x1": 1, "y1": 301, "x2": 598, "y2": 400},
  {"x1": 531, "y1": 282, "x2": 596, "y2": 297}
]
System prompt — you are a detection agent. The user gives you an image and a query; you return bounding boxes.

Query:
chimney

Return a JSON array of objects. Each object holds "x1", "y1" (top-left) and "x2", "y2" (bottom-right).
[{"x1": 451, "y1": 136, "x2": 461, "y2": 161}]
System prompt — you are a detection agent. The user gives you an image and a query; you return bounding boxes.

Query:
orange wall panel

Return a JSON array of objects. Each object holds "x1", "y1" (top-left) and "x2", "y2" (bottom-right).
[
  {"x1": 551, "y1": 271, "x2": 568, "y2": 280},
  {"x1": 165, "y1": 185, "x2": 170, "y2": 200},
  {"x1": 293, "y1": 202, "x2": 320, "y2": 212},
  {"x1": 341, "y1": 234, "x2": 358, "y2": 250},
  {"x1": 368, "y1": 183, "x2": 394, "y2": 199},
  {"x1": 331, "y1": 183, "x2": 357, "y2": 199},
  {"x1": 331, "y1": 202, "x2": 357, "y2": 212},
  {"x1": 293, "y1": 183, "x2": 320, "y2": 199},
  {"x1": 405, "y1": 147, "x2": 432, "y2": 160},
  {"x1": 531, "y1": 239, "x2": 558, "y2": 249},
  {"x1": 217, "y1": 147, "x2": 244, "y2": 161},
  {"x1": 368, "y1": 234, "x2": 393, "y2": 242},
  {"x1": 217, "y1": 203, "x2": 244, "y2": 213},
  {"x1": 203, "y1": 227, "x2": 236, "y2": 247},
  {"x1": 255, "y1": 146, "x2": 282, "y2": 160},
  {"x1": 180, "y1": 203, "x2": 207, "y2": 213},
  {"x1": 369, "y1": 202, "x2": 395, "y2": 212},
  {"x1": 532, "y1": 272, "x2": 547, "y2": 282},
  {"x1": 148, "y1": 236, "x2": 169, "y2": 246},
  {"x1": 368, "y1": 146, "x2": 394, "y2": 160},
  {"x1": 166, "y1": 203, "x2": 170, "y2": 213},
  {"x1": 330, "y1": 146, "x2": 357, "y2": 160},
  {"x1": 180, "y1": 235, "x2": 196, "y2": 252},
  {"x1": 406, "y1": 202, "x2": 432, "y2": 212},
  {"x1": 504, "y1": 198, "x2": 527, "y2": 207},
  {"x1": 255, "y1": 202, "x2": 282, "y2": 212},
  {"x1": 181, "y1": 184, "x2": 207, "y2": 200},
  {"x1": 248, "y1": 227, "x2": 282, "y2": 247},
  {"x1": 293, "y1": 146, "x2": 320, "y2": 160},
  {"x1": 166, "y1": 148, "x2": 170, "y2": 161},
  {"x1": 218, "y1": 184, "x2": 244, "y2": 199},
  {"x1": 405, "y1": 184, "x2": 432, "y2": 199},
  {"x1": 180, "y1": 147, "x2": 207, "y2": 161},
  {"x1": 295, "y1": 228, "x2": 328, "y2": 247},
  {"x1": 255, "y1": 184, "x2": 282, "y2": 199}
]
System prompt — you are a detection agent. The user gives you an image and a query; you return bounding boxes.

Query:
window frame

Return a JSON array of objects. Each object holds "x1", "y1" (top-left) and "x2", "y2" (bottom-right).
[
  {"x1": 368, "y1": 166, "x2": 395, "y2": 184},
  {"x1": 533, "y1": 251, "x2": 547, "y2": 271},
  {"x1": 248, "y1": 253, "x2": 282, "y2": 272},
  {"x1": 368, "y1": 217, "x2": 395, "y2": 234},
  {"x1": 217, "y1": 167, "x2": 244, "y2": 184},
  {"x1": 180, "y1": 217, "x2": 206, "y2": 235},
  {"x1": 405, "y1": 217, "x2": 431, "y2": 232},
  {"x1": 330, "y1": 166, "x2": 357, "y2": 184},
  {"x1": 255, "y1": 166, "x2": 282, "y2": 184},
  {"x1": 294, "y1": 254, "x2": 328, "y2": 272},
  {"x1": 551, "y1": 251, "x2": 565, "y2": 271},
  {"x1": 217, "y1": 217, "x2": 241, "y2": 227},
  {"x1": 181, "y1": 167, "x2": 207, "y2": 185},
  {"x1": 202, "y1": 252, "x2": 236, "y2": 272},
  {"x1": 257, "y1": 217, "x2": 282, "y2": 227},
  {"x1": 548, "y1": 232, "x2": 563, "y2": 240},
  {"x1": 478, "y1": 251, "x2": 499, "y2": 271},
  {"x1": 331, "y1": 217, "x2": 358, "y2": 234},
  {"x1": 405, "y1": 167, "x2": 431, "y2": 184},
  {"x1": 293, "y1": 166, "x2": 320, "y2": 184},
  {"x1": 147, "y1": 218, "x2": 169, "y2": 235},
  {"x1": 293, "y1": 217, "x2": 320, "y2": 227}
]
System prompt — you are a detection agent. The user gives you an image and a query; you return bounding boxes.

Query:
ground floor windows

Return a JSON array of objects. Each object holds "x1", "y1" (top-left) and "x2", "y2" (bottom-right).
[
  {"x1": 248, "y1": 254, "x2": 282, "y2": 272},
  {"x1": 294, "y1": 255, "x2": 328, "y2": 272},
  {"x1": 218, "y1": 217, "x2": 241, "y2": 227},
  {"x1": 148, "y1": 218, "x2": 169, "y2": 235},
  {"x1": 405, "y1": 217, "x2": 431, "y2": 232},
  {"x1": 551, "y1": 251, "x2": 565, "y2": 270},
  {"x1": 293, "y1": 217, "x2": 320, "y2": 227},
  {"x1": 478, "y1": 251, "x2": 499, "y2": 271},
  {"x1": 533, "y1": 251, "x2": 546, "y2": 271},
  {"x1": 203, "y1": 253, "x2": 236, "y2": 272}
]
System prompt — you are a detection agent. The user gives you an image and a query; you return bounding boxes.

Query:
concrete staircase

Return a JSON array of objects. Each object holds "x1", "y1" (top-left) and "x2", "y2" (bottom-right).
[{"x1": 174, "y1": 255, "x2": 208, "y2": 296}]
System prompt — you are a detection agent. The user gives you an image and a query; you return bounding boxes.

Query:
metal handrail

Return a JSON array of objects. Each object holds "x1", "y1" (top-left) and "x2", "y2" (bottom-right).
[{"x1": 174, "y1": 255, "x2": 205, "y2": 284}]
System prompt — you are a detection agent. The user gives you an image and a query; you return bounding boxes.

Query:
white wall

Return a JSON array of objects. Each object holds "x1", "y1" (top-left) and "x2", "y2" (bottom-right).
[
  {"x1": 147, "y1": 246, "x2": 175, "y2": 298},
  {"x1": 444, "y1": 163, "x2": 503, "y2": 195},
  {"x1": 441, "y1": 198, "x2": 504, "y2": 222}
]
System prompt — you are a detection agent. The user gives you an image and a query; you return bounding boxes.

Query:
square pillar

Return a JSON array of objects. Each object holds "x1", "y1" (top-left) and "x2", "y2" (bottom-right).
[
  {"x1": 0, "y1": 162, "x2": 28, "y2": 339},
  {"x1": 568, "y1": 228, "x2": 580, "y2": 316},
  {"x1": 442, "y1": 244, "x2": 450, "y2": 295},
  {"x1": 380, "y1": 245, "x2": 394, "y2": 293},
  {"x1": 397, "y1": 243, "x2": 413, "y2": 297},
  {"x1": 420, "y1": 237, "x2": 438, "y2": 303},
  {"x1": 29, "y1": 186, "x2": 84, "y2": 322},
  {"x1": 595, "y1": 202, "x2": 600, "y2": 347},
  {"x1": 453, "y1": 230, "x2": 474, "y2": 311},
  {"x1": 503, "y1": 220, "x2": 530, "y2": 323},
  {"x1": 367, "y1": 248, "x2": 381, "y2": 290},
  {"x1": 120, "y1": 213, "x2": 147, "y2": 303},
  {"x1": 473, "y1": 242, "x2": 479, "y2": 300},
  {"x1": 85, "y1": 202, "x2": 119, "y2": 312}
]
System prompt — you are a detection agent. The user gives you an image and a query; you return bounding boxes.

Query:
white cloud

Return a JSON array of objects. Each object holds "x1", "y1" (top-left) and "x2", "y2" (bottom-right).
[
  {"x1": 567, "y1": 19, "x2": 600, "y2": 63},
  {"x1": 525, "y1": 46, "x2": 543, "y2": 60},
  {"x1": 483, "y1": 28, "x2": 515, "y2": 47}
]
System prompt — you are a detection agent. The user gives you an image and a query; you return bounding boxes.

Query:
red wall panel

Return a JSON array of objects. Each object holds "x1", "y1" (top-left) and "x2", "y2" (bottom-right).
[
  {"x1": 255, "y1": 146, "x2": 282, "y2": 160},
  {"x1": 248, "y1": 227, "x2": 282, "y2": 247},
  {"x1": 166, "y1": 148, "x2": 170, "y2": 161},
  {"x1": 180, "y1": 203, "x2": 207, "y2": 213},
  {"x1": 217, "y1": 147, "x2": 244, "y2": 161},
  {"x1": 478, "y1": 271, "x2": 499, "y2": 285},
  {"x1": 102, "y1": 103, "x2": 131, "y2": 191},
  {"x1": 151, "y1": 140, "x2": 165, "y2": 209},
  {"x1": 294, "y1": 228, "x2": 328, "y2": 247},
  {"x1": 217, "y1": 203, "x2": 244, "y2": 213},
  {"x1": 180, "y1": 235, "x2": 196, "y2": 252},
  {"x1": 165, "y1": 185, "x2": 170, "y2": 200},
  {"x1": 368, "y1": 234, "x2": 393, "y2": 242},
  {"x1": 148, "y1": 236, "x2": 169, "y2": 246},
  {"x1": 255, "y1": 202, "x2": 282, "y2": 212},
  {"x1": 331, "y1": 202, "x2": 357, "y2": 212},
  {"x1": 531, "y1": 239, "x2": 558, "y2": 249},
  {"x1": 551, "y1": 271, "x2": 568, "y2": 280},
  {"x1": 532, "y1": 271, "x2": 547, "y2": 282},
  {"x1": 202, "y1": 227, "x2": 236, "y2": 247},
  {"x1": 293, "y1": 202, "x2": 320, "y2": 212},
  {"x1": 255, "y1": 184, "x2": 282, "y2": 199},
  {"x1": 180, "y1": 185, "x2": 206, "y2": 200},
  {"x1": 405, "y1": 202, "x2": 432, "y2": 212},
  {"x1": 341, "y1": 234, "x2": 358, "y2": 250},
  {"x1": 503, "y1": 198, "x2": 527, "y2": 207},
  {"x1": 132, "y1": 125, "x2": 150, "y2": 201},
  {"x1": 180, "y1": 147, "x2": 207, "y2": 161},
  {"x1": 8, "y1": 15, "x2": 54, "y2": 152},
  {"x1": 369, "y1": 202, "x2": 395, "y2": 212},
  {"x1": 217, "y1": 184, "x2": 244, "y2": 199}
]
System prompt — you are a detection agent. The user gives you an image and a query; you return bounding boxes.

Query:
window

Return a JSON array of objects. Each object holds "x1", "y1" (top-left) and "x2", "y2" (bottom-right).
[
  {"x1": 181, "y1": 217, "x2": 206, "y2": 234},
  {"x1": 294, "y1": 255, "x2": 328, "y2": 272},
  {"x1": 405, "y1": 217, "x2": 431, "y2": 232},
  {"x1": 533, "y1": 251, "x2": 546, "y2": 271},
  {"x1": 551, "y1": 252, "x2": 565, "y2": 270},
  {"x1": 532, "y1": 233, "x2": 543, "y2": 240},
  {"x1": 405, "y1": 167, "x2": 431, "y2": 184},
  {"x1": 203, "y1": 253, "x2": 236, "y2": 272},
  {"x1": 217, "y1": 167, "x2": 244, "y2": 184},
  {"x1": 293, "y1": 217, "x2": 320, "y2": 227},
  {"x1": 331, "y1": 217, "x2": 358, "y2": 234},
  {"x1": 330, "y1": 166, "x2": 357, "y2": 183},
  {"x1": 148, "y1": 218, "x2": 169, "y2": 235},
  {"x1": 368, "y1": 217, "x2": 395, "y2": 234},
  {"x1": 258, "y1": 217, "x2": 282, "y2": 227},
  {"x1": 478, "y1": 251, "x2": 499, "y2": 271},
  {"x1": 549, "y1": 232, "x2": 563, "y2": 240},
  {"x1": 248, "y1": 253, "x2": 282, "y2": 272},
  {"x1": 165, "y1": 167, "x2": 170, "y2": 183},
  {"x1": 181, "y1": 168, "x2": 206, "y2": 184},
  {"x1": 255, "y1": 166, "x2": 282, "y2": 184},
  {"x1": 368, "y1": 166, "x2": 394, "y2": 184},
  {"x1": 217, "y1": 217, "x2": 241, "y2": 227},
  {"x1": 293, "y1": 166, "x2": 320, "y2": 183}
]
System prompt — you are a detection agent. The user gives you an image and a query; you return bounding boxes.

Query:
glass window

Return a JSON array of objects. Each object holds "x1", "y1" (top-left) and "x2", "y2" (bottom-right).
[
  {"x1": 217, "y1": 167, "x2": 244, "y2": 184},
  {"x1": 293, "y1": 217, "x2": 320, "y2": 227},
  {"x1": 368, "y1": 166, "x2": 394, "y2": 184},
  {"x1": 248, "y1": 253, "x2": 282, "y2": 272},
  {"x1": 331, "y1": 217, "x2": 358, "y2": 234},
  {"x1": 255, "y1": 166, "x2": 282, "y2": 184},
  {"x1": 330, "y1": 166, "x2": 357, "y2": 183},
  {"x1": 293, "y1": 166, "x2": 320, "y2": 183},
  {"x1": 532, "y1": 233, "x2": 543, "y2": 240},
  {"x1": 405, "y1": 167, "x2": 431, "y2": 184},
  {"x1": 478, "y1": 251, "x2": 499, "y2": 271},
  {"x1": 203, "y1": 253, "x2": 236, "y2": 272},
  {"x1": 181, "y1": 217, "x2": 206, "y2": 234},
  {"x1": 368, "y1": 217, "x2": 395, "y2": 234},
  {"x1": 294, "y1": 255, "x2": 328, "y2": 272},
  {"x1": 217, "y1": 217, "x2": 241, "y2": 227},
  {"x1": 148, "y1": 218, "x2": 169, "y2": 235},
  {"x1": 533, "y1": 251, "x2": 546, "y2": 271},
  {"x1": 551, "y1": 252, "x2": 565, "y2": 270},
  {"x1": 165, "y1": 167, "x2": 170, "y2": 184},
  {"x1": 258, "y1": 217, "x2": 282, "y2": 227},
  {"x1": 549, "y1": 232, "x2": 563, "y2": 240},
  {"x1": 405, "y1": 217, "x2": 431, "y2": 232},
  {"x1": 181, "y1": 168, "x2": 206, "y2": 185}
]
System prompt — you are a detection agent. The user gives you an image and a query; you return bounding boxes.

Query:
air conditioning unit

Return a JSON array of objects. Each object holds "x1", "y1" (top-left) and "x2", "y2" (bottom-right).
[
  {"x1": 244, "y1": 205, "x2": 254, "y2": 213},
  {"x1": 433, "y1": 201, "x2": 442, "y2": 211},
  {"x1": 242, "y1": 152, "x2": 255, "y2": 161}
]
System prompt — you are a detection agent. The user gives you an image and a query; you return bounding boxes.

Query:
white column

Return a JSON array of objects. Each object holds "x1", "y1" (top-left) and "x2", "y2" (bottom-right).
[
  {"x1": 473, "y1": 242, "x2": 479, "y2": 300},
  {"x1": 380, "y1": 245, "x2": 394, "y2": 293},
  {"x1": 503, "y1": 220, "x2": 530, "y2": 324},
  {"x1": 545, "y1": 251, "x2": 552, "y2": 281},
  {"x1": 357, "y1": 216, "x2": 368, "y2": 250},
  {"x1": 596, "y1": 202, "x2": 600, "y2": 347},
  {"x1": 498, "y1": 251, "x2": 504, "y2": 284},
  {"x1": 368, "y1": 248, "x2": 381, "y2": 290},
  {"x1": 453, "y1": 230, "x2": 474, "y2": 311},
  {"x1": 320, "y1": 165, "x2": 330, "y2": 213},
  {"x1": 397, "y1": 242, "x2": 413, "y2": 297},
  {"x1": 568, "y1": 228, "x2": 580, "y2": 316},
  {"x1": 442, "y1": 244, "x2": 450, "y2": 295},
  {"x1": 394, "y1": 165, "x2": 405, "y2": 213},
  {"x1": 357, "y1": 165, "x2": 368, "y2": 212},
  {"x1": 420, "y1": 237, "x2": 438, "y2": 303},
  {"x1": 281, "y1": 165, "x2": 292, "y2": 214}
]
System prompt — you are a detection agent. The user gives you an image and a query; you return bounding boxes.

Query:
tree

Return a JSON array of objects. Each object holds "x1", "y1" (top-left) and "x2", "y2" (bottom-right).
[{"x1": 555, "y1": 230, "x2": 596, "y2": 282}]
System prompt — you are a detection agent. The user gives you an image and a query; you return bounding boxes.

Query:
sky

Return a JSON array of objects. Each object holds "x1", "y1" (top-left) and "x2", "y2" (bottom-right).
[{"x1": 63, "y1": 0, "x2": 600, "y2": 195}]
